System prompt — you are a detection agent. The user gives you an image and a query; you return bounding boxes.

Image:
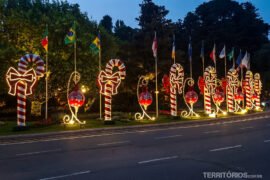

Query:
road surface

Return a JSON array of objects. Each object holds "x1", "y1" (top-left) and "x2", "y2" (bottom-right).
[{"x1": 0, "y1": 114, "x2": 270, "y2": 179}]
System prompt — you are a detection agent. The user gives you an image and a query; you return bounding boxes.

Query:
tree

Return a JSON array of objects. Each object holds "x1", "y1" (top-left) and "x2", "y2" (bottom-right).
[{"x1": 99, "y1": 15, "x2": 113, "y2": 33}]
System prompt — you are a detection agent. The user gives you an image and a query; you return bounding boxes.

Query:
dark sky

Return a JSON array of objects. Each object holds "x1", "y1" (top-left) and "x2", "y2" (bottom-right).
[{"x1": 67, "y1": 0, "x2": 270, "y2": 29}]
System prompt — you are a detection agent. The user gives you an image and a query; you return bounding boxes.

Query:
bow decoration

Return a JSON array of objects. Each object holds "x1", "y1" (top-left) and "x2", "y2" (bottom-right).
[
  {"x1": 98, "y1": 71, "x2": 121, "y2": 95},
  {"x1": 170, "y1": 72, "x2": 184, "y2": 94},
  {"x1": 6, "y1": 67, "x2": 37, "y2": 96}
]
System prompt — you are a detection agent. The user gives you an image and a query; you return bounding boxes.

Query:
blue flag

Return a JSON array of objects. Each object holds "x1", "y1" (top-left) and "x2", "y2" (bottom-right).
[{"x1": 236, "y1": 50, "x2": 242, "y2": 65}]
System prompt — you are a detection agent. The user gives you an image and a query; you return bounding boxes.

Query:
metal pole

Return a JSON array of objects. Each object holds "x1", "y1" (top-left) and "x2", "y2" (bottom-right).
[
  {"x1": 224, "y1": 46, "x2": 227, "y2": 77},
  {"x1": 155, "y1": 56, "x2": 159, "y2": 118},
  {"x1": 45, "y1": 50, "x2": 48, "y2": 120},
  {"x1": 99, "y1": 33, "x2": 102, "y2": 120},
  {"x1": 74, "y1": 41, "x2": 76, "y2": 73}
]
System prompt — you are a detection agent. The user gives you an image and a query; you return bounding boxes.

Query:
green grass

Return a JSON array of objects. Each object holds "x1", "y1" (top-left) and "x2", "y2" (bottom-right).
[{"x1": 0, "y1": 110, "x2": 262, "y2": 136}]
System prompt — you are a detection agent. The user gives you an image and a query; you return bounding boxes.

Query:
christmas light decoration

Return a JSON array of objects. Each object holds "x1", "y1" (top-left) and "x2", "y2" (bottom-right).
[
  {"x1": 253, "y1": 73, "x2": 262, "y2": 110},
  {"x1": 181, "y1": 78, "x2": 200, "y2": 118},
  {"x1": 135, "y1": 75, "x2": 155, "y2": 120},
  {"x1": 6, "y1": 54, "x2": 44, "y2": 126},
  {"x1": 98, "y1": 59, "x2": 126, "y2": 122},
  {"x1": 203, "y1": 66, "x2": 216, "y2": 114},
  {"x1": 169, "y1": 63, "x2": 184, "y2": 116},
  {"x1": 243, "y1": 70, "x2": 254, "y2": 110},
  {"x1": 63, "y1": 71, "x2": 86, "y2": 125}
]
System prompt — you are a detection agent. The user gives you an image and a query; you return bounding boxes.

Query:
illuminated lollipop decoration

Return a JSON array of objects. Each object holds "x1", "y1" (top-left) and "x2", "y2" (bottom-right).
[
  {"x1": 181, "y1": 78, "x2": 200, "y2": 118},
  {"x1": 243, "y1": 70, "x2": 254, "y2": 110},
  {"x1": 135, "y1": 75, "x2": 155, "y2": 120},
  {"x1": 6, "y1": 54, "x2": 45, "y2": 127},
  {"x1": 169, "y1": 63, "x2": 184, "y2": 116},
  {"x1": 253, "y1": 73, "x2": 262, "y2": 110},
  {"x1": 63, "y1": 71, "x2": 86, "y2": 125},
  {"x1": 98, "y1": 59, "x2": 126, "y2": 122},
  {"x1": 213, "y1": 86, "x2": 224, "y2": 106}
]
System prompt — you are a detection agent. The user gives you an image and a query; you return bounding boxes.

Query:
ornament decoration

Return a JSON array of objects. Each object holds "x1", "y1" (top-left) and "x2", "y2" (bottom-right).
[
  {"x1": 169, "y1": 63, "x2": 184, "y2": 116},
  {"x1": 63, "y1": 71, "x2": 85, "y2": 125},
  {"x1": 6, "y1": 54, "x2": 45, "y2": 126},
  {"x1": 135, "y1": 75, "x2": 155, "y2": 120},
  {"x1": 98, "y1": 59, "x2": 126, "y2": 121},
  {"x1": 181, "y1": 78, "x2": 200, "y2": 118}
]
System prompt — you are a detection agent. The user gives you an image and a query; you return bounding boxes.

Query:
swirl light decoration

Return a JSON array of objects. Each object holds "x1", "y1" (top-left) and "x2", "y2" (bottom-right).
[
  {"x1": 6, "y1": 54, "x2": 45, "y2": 126},
  {"x1": 135, "y1": 75, "x2": 155, "y2": 120},
  {"x1": 253, "y1": 73, "x2": 262, "y2": 110},
  {"x1": 63, "y1": 71, "x2": 86, "y2": 125},
  {"x1": 169, "y1": 63, "x2": 184, "y2": 116},
  {"x1": 98, "y1": 59, "x2": 126, "y2": 122},
  {"x1": 181, "y1": 78, "x2": 200, "y2": 118}
]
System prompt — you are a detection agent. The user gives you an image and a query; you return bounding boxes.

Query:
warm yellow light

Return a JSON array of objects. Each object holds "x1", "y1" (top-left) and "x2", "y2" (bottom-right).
[
  {"x1": 209, "y1": 113, "x2": 216, "y2": 118},
  {"x1": 81, "y1": 85, "x2": 87, "y2": 93},
  {"x1": 222, "y1": 112, "x2": 227, "y2": 116},
  {"x1": 69, "y1": 120, "x2": 75, "y2": 125}
]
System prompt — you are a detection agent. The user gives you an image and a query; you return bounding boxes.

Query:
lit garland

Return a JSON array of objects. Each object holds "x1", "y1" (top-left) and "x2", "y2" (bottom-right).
[
  {"x1": 253, "y1": 73, "x2": 262, "y2": 110},
  {"x1": 98, "y1": 59, "x2": 126, "y2": 121},
  {"x1": 169, "y1": 63, "x2": 184, "y2": 116},
  {"x1": 135, "y1": 75, "x2": 155, "y2": 120},
  {"x1": 6, "y1": 54, "x2": 44, "y2": 126},
  {"x1": 63, "y1": 71, "x2": 86, "y2": 125},
  {"x1": 181, "y1": 78, "x2": 200, "y2": 118}
]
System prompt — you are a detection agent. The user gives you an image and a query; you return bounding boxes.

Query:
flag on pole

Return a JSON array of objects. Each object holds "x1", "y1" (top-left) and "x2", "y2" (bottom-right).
[
  {"x1": 219, "y1": 45, "x2": 226, "y2": 59},
  {"x1": 236, "y1": 50, "x2": 242, "y2": 65},
  {"x1": 241, "y1": 51, "x2": 250, "y2": 69},
  {"x1": 152, "y1": 32, "x2": 158, "y2": 58},
  {"x1": 171, "y1": 35, "x2": 175, "y2": 60},
  {"x1": 64, "y1": 22, "x2": 76, "y2": 45},
  {"x1": 188, "y1": 37, "x2": 192, "y2": 62},
  {"x1": 227, "y1": 47, "x2": 234, "y2": 61},
  {"x1": 200, "y1": 40, "x2": 204, "y2": 59},
  {"x1": 41, "y1": 26, "x2": 48, "y2": 52},
  {"x1": 210, "y1": 44, "x2": 216, "y2": 63},
  {"x1": 90, "y1": 33, "x2": 101, "y2": 55}
]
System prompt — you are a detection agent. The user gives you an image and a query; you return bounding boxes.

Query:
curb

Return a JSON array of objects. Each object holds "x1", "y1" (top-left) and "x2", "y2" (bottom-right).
[{"x1": 0, "y1": 110, "x2": 269, "y2": 141}]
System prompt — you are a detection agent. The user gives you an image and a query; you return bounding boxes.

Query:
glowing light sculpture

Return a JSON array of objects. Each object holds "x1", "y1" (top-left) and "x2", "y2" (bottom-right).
[
  {"x1": 6, "y1": 54, "x2": 45, "y2": 126},
  {"x1": 169, "y1": 63, "x2": 184, "y2": 116},
  {"x1": 63, "y1": 71, "x2": 86, "y2": 125},
  {"x1": 203, "y1": 66, "x2": 216, "y2": 114},
  {"x1": 253, "y1": 73, "x2": 262, "y2": 110},
  {"x1": 181, "y1": 78, "x2": 200, "y2": 118},
  {"x1": 243, "y1": 71, "x2": 254, "y2": 110},
  {"x1": 135, "y1": 76, "x2": 155, "y2": 120},
  {"x1": 98, "y1": 59, "x2": 126, "y2": 122}
]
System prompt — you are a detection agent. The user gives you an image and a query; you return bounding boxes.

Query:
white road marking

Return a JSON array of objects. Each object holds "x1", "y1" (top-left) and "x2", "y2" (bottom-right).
[
  {"x1": 210, "y1": 145, "x2": 242, "y2": 152},
  {"x1": 204, "y1": 130, "x2": 221, "y2": 134},
  {"x1": 1, "y1": 114, "x2": 270, "y2": 146},
  {"x1": 264, "y1": 140, "x2": 270, "y2": 143},
  {"x1": 39, "y1": 170, "x2": 91, "y2": 180},
  {"x1": 240, "y1": 126, "x2": 254, "y2": 130},
  {"x1": 155, "y1": 134, "x2": 182, "y2": 140},
  {"x1": 16, "y1": 149, "x2": 61, "y2": 156},
  {"x1": 97, "y1": 140, "x2": 130, "y2": 146},
  {"x1": 138, "y1": 156, "x2": 178, "y2": 164}
]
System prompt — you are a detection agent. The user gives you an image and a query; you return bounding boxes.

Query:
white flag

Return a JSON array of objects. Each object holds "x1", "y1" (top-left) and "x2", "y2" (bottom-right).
[
  {"x1": 219, "y1": 45, "x2": 226, "y2": 59},
  {"x1": 241, "y1": 51, "x2": 249, "y2": 69}
]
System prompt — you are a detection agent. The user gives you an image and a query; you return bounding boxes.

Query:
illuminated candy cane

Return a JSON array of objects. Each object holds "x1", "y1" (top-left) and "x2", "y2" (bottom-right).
[
  {"x1": 204, "y1": 66, "x2": 216, "y2": 114},
  {"x1": 169, "y1": 63, "x2": 184, "y2": 116},
  {"x1": 6, "y1": 54, "x2": 44, "y2": 126},
  {"x1": 254, "y1": 73, "x2": 262, "y2": 109},
  {"x1": 98, "y1": 59, "x2": 126, "y2": 121},
  {"x1": 226, "y1": 69, "x2": 235, "y2": 112},
  {"x1": 244, "y1": 71, "x2": 253, "y2": 110}
]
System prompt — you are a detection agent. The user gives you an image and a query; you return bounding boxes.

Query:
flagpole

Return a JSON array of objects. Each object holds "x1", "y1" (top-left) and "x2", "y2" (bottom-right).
[
  {"x1": 202, "y1": 40, "x2": 205, "y2": 75},
  {"x1": 45, "y1": 24, "x2": 48, "y2": 121},
  {"x1": 173, "y1": 34, "x2": 175, "y2": 64},
  {"x1": 189, "y1": 37, "x2": 192, "y2": 79},
  {"x1": 154, "y1": 32, "x2": 159, "y2": 118},
  {"x1": 99, "y1": 32, "x2": 102, "y2": 120},
  {"x1": 224, "y1": 46, "x2": 227, "y2": 77}
]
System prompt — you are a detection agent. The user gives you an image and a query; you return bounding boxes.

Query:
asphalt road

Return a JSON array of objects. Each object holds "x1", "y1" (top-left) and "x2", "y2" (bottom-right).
[{"x1": 0, "y1": 115, "x2": 270, "y2": 180}]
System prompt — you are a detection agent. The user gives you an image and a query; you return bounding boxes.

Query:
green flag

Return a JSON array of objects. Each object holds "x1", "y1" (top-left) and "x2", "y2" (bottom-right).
[
  {"x1": 64, "y1": 22, "x2": 76, "y2": 45},
  {"x1": 90, "y1": 33, "x2": 100, "y2": 55},
  {"x1": 227, "y1": 47, "x2": 234, "y2": 61}
]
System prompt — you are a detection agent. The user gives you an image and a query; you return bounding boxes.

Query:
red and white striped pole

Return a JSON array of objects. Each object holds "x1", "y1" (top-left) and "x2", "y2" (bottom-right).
[
  {"x1": 244, "y1": 71, "x2": 253, "y2": 110},
  {"x1": 204, "y1": 67, "x2": 212, "y2": 114},
  {"x1": 254, "y1": 73, "x2": 262, "y2": 109},
  {"x1": 169, "y1": 63, "x2": 184, "y2": 116}
]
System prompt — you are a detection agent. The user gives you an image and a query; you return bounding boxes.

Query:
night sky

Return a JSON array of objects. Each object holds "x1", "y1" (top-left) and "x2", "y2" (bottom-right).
[{"x1": 67, "y1": 0, "x2": 270, "y2": 29}]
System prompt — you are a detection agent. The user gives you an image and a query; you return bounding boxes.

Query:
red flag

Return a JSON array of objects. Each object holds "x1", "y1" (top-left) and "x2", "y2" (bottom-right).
[
  {"x1": 210, "y1": 44, "x2": 216, "y2": 63},
  {"x1": 152, "y1": 32, "x2": 157, "y2": 58}
]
